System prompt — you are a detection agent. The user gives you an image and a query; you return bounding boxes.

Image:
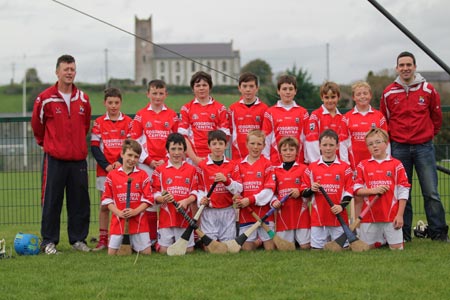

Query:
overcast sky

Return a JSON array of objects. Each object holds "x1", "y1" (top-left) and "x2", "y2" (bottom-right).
[{"x1": 1, "y1": 0, "x2": 449, "y2": 86}]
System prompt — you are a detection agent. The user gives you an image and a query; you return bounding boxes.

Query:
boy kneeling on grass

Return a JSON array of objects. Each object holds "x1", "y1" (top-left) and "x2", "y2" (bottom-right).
[
  {"x1": 101, "y1": 139, "x2": 154, "y2": 255},
  {"x1": 354, "y1": 128, "x2": 410, "y2": 250}
]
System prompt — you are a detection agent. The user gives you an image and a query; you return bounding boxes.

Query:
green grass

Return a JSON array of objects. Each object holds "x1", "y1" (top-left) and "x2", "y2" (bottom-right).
[{"x1": 1, "y1": 222, "x2": 450, "y2": 300}]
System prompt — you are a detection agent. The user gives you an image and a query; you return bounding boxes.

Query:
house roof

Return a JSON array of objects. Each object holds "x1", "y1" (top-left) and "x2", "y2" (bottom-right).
[
  {"x1": 153, "y1": 43, "x2": 238, "y2": 59},
  {"x1": 420, "y1": 71, "x2": 450, "y2": 82}
]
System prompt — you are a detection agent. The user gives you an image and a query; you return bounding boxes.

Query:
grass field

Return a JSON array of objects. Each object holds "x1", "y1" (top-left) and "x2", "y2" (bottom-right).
[{"x1": 1, "y1": 222, "x2": 450, "y2": 300}]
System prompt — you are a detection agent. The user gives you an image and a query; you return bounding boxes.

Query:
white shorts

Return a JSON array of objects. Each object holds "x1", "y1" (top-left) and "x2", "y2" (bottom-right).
[
  {"x1": 200, "y1": 206, "x2": 236, "y2": 241},
  {"x1": 311, "y1": 226, "x2": 348, "y2": 249},
  {"x1": 109, "y1": 233, "x2": 152, "y2": 252},
  {"x1": 359, "y1": 222, "x2": 403, "y2": 245},
  {"x1": 277, "y1": 229, "x2": 311, "y2": 246},
  {"x1": 158, "y1": 227, "x2": 195, "y2": 248},
  {"x1": 96, "y1": 176, "x2": 106, "y2": 192},
  {"x1": 239, "y1": 222, "x2": 274, "y2": 242}
]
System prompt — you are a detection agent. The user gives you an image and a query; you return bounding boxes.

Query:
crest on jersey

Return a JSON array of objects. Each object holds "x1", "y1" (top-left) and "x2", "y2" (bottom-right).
[
  {"x1": 164, "y1": 122, "x2": 169, "y2": 128},
  {"x1": 193, "y1": 114, "x2": 199, "y2": 120},
  {"x1": 120, "y1": 130, "x2": 125, "y2": 136},
  {"x1": 135, "y1": 183, "x2": 140, "y2": 190},
  {"x1": 166, "y1": 178, "x2": 173, "y2": 185},
  {"x1": 256, "y1": 172, "x2": 262, "y2": 178},
  {"x1": 371, "y1": 123, "x2": 376, "y2": 129},
  {"x1": 256, "y1": 116, "x2": 261, "y2": 123},
  {"x1": 387, "y1": 171, "x2": 392, "y2": 177},
  {"x1": 418, "y1": 96, "x2": 425, "y2": 105},
  {"x1": 335, "y1": 175, "x2": 340, "y2": 181},
  {"x1": 146, "y1": 121, "x2": 152, "y2": 128},
  {"x1": 295, "y1": 117, "x2": 300, "y2": 124},
  {"x1": 310, "y1": 123, "x2": 315, "y2": 131},
  {"x1": 56, "y1": 107, "x2": 62, "y2": 114},
  {"x1": 394, "y1": 98, "x2": 400, "y2": 105},
  {"x1": 79, "y1": 105, "x2": 85, "y2": 114},
  {"x1": 295, "y1": 178, "x2": 300, "y2": 184},
  {"x1": 211, "y1": 114, "x2": 216, "y2": 119}
]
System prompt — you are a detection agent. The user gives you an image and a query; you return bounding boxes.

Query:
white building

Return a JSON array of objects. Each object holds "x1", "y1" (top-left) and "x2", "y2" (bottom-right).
[{"x1": 135, "y1": 16, "x2": 241, "y2": 86}]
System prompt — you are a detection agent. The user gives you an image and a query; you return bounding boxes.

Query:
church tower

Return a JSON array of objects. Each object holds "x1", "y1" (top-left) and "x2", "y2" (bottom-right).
[{"x1": 134, "y1": 16, "x2": 154, "y2": 86}]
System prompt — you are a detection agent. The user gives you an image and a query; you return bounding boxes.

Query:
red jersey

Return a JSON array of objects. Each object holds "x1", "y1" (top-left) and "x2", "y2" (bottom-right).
[
  {"x1": 339, "y1": 106, "x2": 388, "y2": 169},
  {"x1": 354, "y1": 156, "x2": 410, "y2": 223},
  {"x1": 130, "y1": 104, "x2": 179, "y2": 164},
  {"x1": 262, "y1": 101, "x2": 309, "y2": 165},
  {"x1": 228, "y1": 98, "x2": 268, "y2": 161},
  {"x1": 305, "y1": 105, "x2": 343, "y2": 163},
  {"x1": 31, "y1": 83, "x2": 91, "y2": 161},
  {"x1": 197, "y1": 156, "x2": 242, "y2": 208},
  {"x1": 273, "y1": 163, "x2": 310, "y2": 231},
  {"x1": 178, "y1": 97, "x2": 230, "y2": 158},
  {"x1": 380, "y1": 75, "x2": 442, "y2": 144},
  {"x1": 301, "y1": 158, "x2": 353, "y2": 227},
  {"x1": 238, "y1": 156, "x2": 275, "y2": 223},
  {"x1": 151, "y1": 161, "x2": 199, "y2": 228},
  {"x1": 91, "y1": 112, "x2": 133, "y2": 177},
  {"x1": 102, "y1": 167, "x2": 154, "y2": 235}
]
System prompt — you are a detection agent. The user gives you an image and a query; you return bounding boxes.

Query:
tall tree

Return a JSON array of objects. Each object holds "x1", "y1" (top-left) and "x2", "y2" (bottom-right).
[{"x1": 241, "y1": 59, "x2": 273, "y2": 86}]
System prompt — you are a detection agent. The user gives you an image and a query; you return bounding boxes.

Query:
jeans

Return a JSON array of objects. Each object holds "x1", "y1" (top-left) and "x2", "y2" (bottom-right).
[{"x1": 391, "y1": 141, "x2": 448, "y2": 240}]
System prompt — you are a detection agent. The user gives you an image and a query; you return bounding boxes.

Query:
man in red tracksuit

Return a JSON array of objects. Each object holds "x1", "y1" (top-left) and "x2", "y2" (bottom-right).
[
  {"x1": 380, "y1": 51, "x2": 448, "y2": 242},
  {"x1": 31, "y1": 54, "x2": 92, "y2": 254}
]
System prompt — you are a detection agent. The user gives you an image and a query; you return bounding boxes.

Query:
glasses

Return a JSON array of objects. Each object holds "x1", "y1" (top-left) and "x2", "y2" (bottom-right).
[{"x1": 366, "y1": 140, "x2": 386, "y2": 147}]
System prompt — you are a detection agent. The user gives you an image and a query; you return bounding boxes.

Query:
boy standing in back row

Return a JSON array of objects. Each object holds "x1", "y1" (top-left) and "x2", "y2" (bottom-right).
[
  {"x1": 91, "y1": 87, "x2": 133, "y2": 251},
  {"x1": 130, "y1": 79, "x2": 179, "y2": 246},
  {"x1": 229, "y1": 72, "x2": 268, "y2": 161}
]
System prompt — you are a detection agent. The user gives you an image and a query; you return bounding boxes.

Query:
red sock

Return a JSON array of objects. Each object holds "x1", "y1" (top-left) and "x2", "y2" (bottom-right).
[
  {"x1": 99, "y1": 229, "x2": 108, "y2": 244},
  {"x1": 147, "y1": 211, "x2": 158, "y2": 242}
]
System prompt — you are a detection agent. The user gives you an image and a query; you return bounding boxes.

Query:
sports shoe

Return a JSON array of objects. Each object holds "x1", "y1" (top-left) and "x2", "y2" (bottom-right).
[
  {"x1": 72, "y1": 241, "x2": 91, "y2": 252},
  {"x1": 43, "y1": 243, "x2": 60, "y2": 255},
  {"x1": 92, "y1": 241, "x2": 107, "y2": 252}
]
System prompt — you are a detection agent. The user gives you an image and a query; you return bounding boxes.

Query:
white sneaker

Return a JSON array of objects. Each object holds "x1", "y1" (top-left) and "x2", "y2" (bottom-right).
[
  {"x1": 44, "y1": 243, "x2": 59, "y2": 255},
  {"x1": 72, "y1": 241, "x2": 91, "y2": 252}
]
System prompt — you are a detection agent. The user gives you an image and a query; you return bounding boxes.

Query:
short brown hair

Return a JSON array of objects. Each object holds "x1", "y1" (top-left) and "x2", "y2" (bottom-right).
[
  {"x1": 277, "y1": 75, "x2": 297, "y2": 90},
  {"x1": 278, "y1": 136, "x2": 299, "y2": 152},
  {"x1": 190, "y1": 71, "x2": 213, "y2": 89},
  {"x1": 320, "y1": 81, "x2": 340, "y2": 97},
  {"x1": 208, "y1": 130, "x2": 227, "y2": 145},
  {"x1": 148, "y1": 79, "x2": 167, "y2": 91},
  {"x1": 56, "y1": 54, "x2": 75, "y2": 69},
  {"x1": 122, "y1": 139, "x2": 142, "y2": 156},
  {"x1": 239, "y1": 72, "x2": 259, "y2": 87},
  {"x1": 104, "y1": 87, "x2": 122, "y2": 101}
]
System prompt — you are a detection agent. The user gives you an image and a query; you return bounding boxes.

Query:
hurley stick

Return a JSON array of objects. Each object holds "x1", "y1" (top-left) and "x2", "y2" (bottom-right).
[
  {"x1": 248, "y1": 208, "x2": 296, "y2": 251},
  {"x1": 168, "y1": 193, "x2": 227, "y2": 254},
  {"x1": 324, "y1": 195, "x2": 380, "y2": 251},
  {"x1": 225, "y1": 194, "x2": 290, "y2": 253},
  {"x1": 117, "y1": 177, "x2": 132, "y2": 255},
  {"x1": 167, "y1": 182, "x2": 218, "y2": 256},
  {"x1": 318, "y1": 186, "x2": 369, "y2": 252}
]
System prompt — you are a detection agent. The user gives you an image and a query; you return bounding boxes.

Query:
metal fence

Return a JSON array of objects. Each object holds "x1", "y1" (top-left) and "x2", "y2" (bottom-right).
[{"x1": 1, "y1": 112, "x2": 450, "y2": 225}]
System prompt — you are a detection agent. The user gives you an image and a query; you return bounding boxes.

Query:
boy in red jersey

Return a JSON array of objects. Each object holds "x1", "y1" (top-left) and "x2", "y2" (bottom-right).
[
  {"x1": 152, "y1": 133, "x2": 199, "y2": 254},
  {"x1": 178, "y1": 71, "x2": 230, "y2": 165},
  {"x1": 306, "y1": 81, "x2": 343, "y2": 163},
  {"x1": 301, "y1": 129, "x2": 353, "y2": 249},
  {"x1": 262, "y1": 75, "x2": 309, "y2": 165},
  {"x1": 229, "y1": 72, "x2": 268, "y2": 161},
  {"x1": 354, "y1": 128, "x2": 410, "y2": 250},
  {"x1": 271, "y1": 137, "x2": 310, "y2": 250},
  {"x1": 339, "y1": 81, "x2": 389, "y2": 170},
  {"x1": 102, "y1": 139, "x2": 153, "y2": 255},
  {"x1": 91, "y1": 87, "x2": 133, "y2": 251},
  {"x1": 130, "y1": 79, "x2": 179, "y2": 247},
  {"x1": 234, "y1": 130, "x2": 276, "y2": 251},
  {"x1": 197, "y1": 130, "x2": 242, "y2": 242}
]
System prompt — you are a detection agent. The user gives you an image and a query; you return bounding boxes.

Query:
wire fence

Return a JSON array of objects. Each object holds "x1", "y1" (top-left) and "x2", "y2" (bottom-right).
[{"x1": 1, "y1": 112, "x2": 449, "y2": 225}]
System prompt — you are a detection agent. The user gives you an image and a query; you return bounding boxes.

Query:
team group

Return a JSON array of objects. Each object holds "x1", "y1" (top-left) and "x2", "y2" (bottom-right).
[{"x1": 31, "y1": 51, "x2": 448, "y2": 255}]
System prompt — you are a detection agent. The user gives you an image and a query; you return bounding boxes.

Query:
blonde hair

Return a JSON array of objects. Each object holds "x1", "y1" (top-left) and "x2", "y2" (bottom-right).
[
  {"x1": 365, "y1": 128, "x2": 389, "y2": 143},
  {"x1": 246, "y1": 129, "x2": 265, "y2": 143},
  {"x1": 351, "y1": 81, "x2": 372, "y2": 96}
]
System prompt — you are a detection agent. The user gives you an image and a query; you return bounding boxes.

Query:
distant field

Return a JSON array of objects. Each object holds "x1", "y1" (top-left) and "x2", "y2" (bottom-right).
[{"x1": 0, "y1": 85, "x2": 240, "y2": 115}]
